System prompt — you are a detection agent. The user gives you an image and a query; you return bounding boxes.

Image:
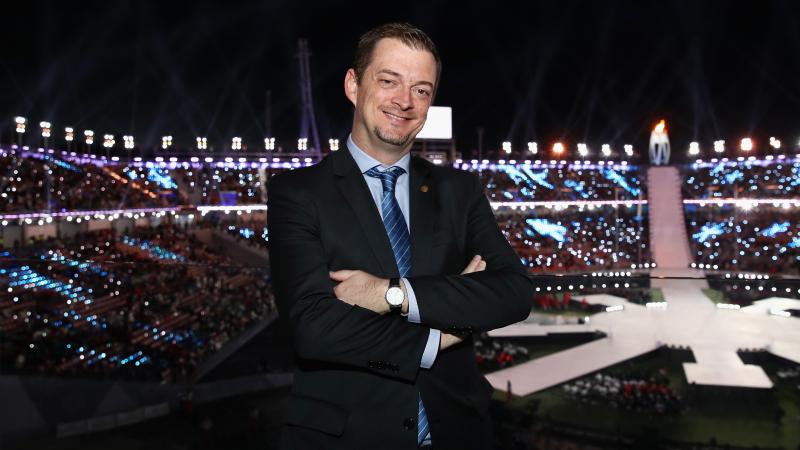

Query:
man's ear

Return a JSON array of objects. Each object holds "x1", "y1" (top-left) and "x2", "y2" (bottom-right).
[{"x1": 344, "y1": 68, "x2": 359, "y2": 107}]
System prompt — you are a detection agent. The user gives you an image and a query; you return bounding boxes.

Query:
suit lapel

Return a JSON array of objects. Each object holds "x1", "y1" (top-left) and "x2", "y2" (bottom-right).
[
  {"x1": 332, "y1": 149, "x2": 398, "y2": 276},
  {"x1": 409, "y1": 156, "x2": 435, "y2": 277}
]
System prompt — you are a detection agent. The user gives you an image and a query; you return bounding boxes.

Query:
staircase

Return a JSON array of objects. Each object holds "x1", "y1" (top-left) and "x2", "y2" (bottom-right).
[{"x1": 647, "y1": 166, "x2": 693, "y2": 270}]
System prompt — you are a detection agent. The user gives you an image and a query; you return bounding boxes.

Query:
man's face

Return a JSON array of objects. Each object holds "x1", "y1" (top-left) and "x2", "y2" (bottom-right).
[{"x1": 346, "y1": 38, "x2": 437, "y2": 153}]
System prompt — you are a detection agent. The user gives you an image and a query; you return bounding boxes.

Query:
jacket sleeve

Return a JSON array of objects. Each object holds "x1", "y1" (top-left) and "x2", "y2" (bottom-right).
[
  {"x1": 409, "y1": 174, "x2": 533, "y2": 332},
  {"x1": 267, "y1": 174, "x2": 430, "y2": 382}
]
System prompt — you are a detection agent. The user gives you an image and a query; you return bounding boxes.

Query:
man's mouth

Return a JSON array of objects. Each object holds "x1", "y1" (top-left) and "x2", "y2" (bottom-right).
[{"x1": 383, "y1": 110, "x2": 412, "y2": 121}]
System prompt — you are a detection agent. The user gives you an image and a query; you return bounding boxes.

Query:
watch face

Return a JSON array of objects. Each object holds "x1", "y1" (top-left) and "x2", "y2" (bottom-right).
[{"x1": 386, "y1": 286, "x2": 404, "y2": 306}]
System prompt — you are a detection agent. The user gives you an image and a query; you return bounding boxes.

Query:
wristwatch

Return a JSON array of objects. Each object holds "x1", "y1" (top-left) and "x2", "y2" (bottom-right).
[{"x1": 385, "y1": 278, "x2": 405, "y2": 314}]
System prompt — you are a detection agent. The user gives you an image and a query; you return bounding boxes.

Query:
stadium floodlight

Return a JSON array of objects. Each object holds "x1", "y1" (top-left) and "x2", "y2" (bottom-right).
[
  {"x1": 623, "y1": 144, "x2": 633, "y2": 157},
  {"x1": 14, "y1": 116, "x2": 27, "y2": 134},
  {"x1": 740, "y1": 137, "x2": 753, "y2": 152},
  {"x1": 196, "y1": 137, "x2": 207, "y2": 150},
  {"x1": 601, "y1": 144, "x2": 611, "y2": 157},
  {"x1": 64, "y1": 127, "x2": 74, "y2": 142},
  {"x1": 123, "y1": 135, "x2": 135, "y2": 149},
  {"x1": 232, "y1": 137, "x2": 242, "y2": 151},
  {"x1": 84, "y1": 130, "x2": 94, "y2": 146},
  {"x1": 502, "y1": 141, "x2": 512, "y2": 154},
  {"x1": 713, "y1": 140, "x2": 725, "y2": 153},
  {"x1": 264, "y1": 137, "x2": 276, "y2": 151},
  {"x1": 769, "y1": 137, "x2": 781, "y2": 149},
  {"x1": 161, "y1": 135, "x2": 173, "y2": 149},
  {"x1": 103, "y1": 134, "x2": 115, "y2": 148},
  {"x1": 298, "y1": 138, "x2": 308, "y2": 151},
  {"x1": 39, "y1": 121, "x2": 52, "y2": 138},
  {"x1": 328, "y1": 138, "x2": 339, "y2": 151},
  {"x1": 527, "y1": 142, "x2": 538, "y2": 154},
  {"x1": 552, "y1": 142, "x2": 565, "y2": 155},
  {"x1": 577, "y1": 143, "x2": 588, "y2": 157},
  {"x1": 688, "y1": 142, "x2": 700, "y2": 156}
]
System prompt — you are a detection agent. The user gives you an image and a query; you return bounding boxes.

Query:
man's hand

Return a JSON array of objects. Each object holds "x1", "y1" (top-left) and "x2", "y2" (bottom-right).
[
  {"x1": 330, "y1": 270, "x2": 389, "y2": 314},
  {"x1": 330, "y1": 255, "x2": 487, "y2": 323}
]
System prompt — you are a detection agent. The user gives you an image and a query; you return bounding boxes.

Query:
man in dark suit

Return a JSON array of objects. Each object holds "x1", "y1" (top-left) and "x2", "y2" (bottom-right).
[{"x1": 268, "y1": 23, "x2": 532, "y2": 449}]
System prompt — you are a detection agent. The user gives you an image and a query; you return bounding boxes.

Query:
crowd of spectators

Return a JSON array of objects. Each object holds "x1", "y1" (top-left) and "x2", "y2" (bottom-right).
[
  {"x1": 474, "y1": 332, "x2": 530, "y2": 372},
  {"x1": 498, "y1": 205, "x2": 652, "y2": 272},
  {"x1": 477, "y1": 163, "x2": 646, "y2": 202},
  {"x1": 0, "y1": 223, "x2": 275, "y2": 383},
  {"x1": 682, "y1": 157, "x2": 800, "y2": 200},
  {"x1": 1, "y1": 151, "x2": 178, "y2": 212},
  {"x1": 562, "y1": 370, "x2": 682, "y2": 414},
  {"x1": 685, "y1": 204, "x2": 799, "y2": 275},
  {"x1": 220, "y1": 220, "x2": 269, "y2": 253}
]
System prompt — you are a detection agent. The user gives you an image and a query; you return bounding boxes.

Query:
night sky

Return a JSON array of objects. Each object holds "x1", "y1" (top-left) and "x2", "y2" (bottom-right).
[{"x1": 3, "y1": 0, "x2": 799, "y2": 160}]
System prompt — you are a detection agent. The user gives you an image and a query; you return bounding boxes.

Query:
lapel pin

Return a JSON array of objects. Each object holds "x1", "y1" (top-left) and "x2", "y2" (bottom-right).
[{"x1": 420, "y1": 185, "x2": 429, "y2": 193}]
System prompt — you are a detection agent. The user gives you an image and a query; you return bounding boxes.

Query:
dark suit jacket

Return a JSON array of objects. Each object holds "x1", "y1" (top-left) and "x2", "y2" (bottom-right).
[{"x1": 268, "y1": 148, "x2": 532, "y2": 450}]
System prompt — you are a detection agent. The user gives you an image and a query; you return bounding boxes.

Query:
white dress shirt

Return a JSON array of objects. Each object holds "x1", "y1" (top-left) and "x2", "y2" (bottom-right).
[{"x1": 346, "y1": 135, "x2": 440, "y2": 369}]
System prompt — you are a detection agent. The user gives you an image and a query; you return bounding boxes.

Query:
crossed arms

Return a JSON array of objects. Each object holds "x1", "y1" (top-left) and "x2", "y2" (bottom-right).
[{"x1": 267, "y1": 173, "x2": 532, "y2": 381}]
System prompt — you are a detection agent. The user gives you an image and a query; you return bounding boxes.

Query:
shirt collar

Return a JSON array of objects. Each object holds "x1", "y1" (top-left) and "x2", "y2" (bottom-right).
[{"x1": 347, "y1": 134, "x2": 410, "y2": 174}]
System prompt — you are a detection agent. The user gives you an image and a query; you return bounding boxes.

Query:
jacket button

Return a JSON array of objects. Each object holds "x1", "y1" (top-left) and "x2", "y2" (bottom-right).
[{"x1": 403, "y1": 417, "x2": 416, "y2": 430}]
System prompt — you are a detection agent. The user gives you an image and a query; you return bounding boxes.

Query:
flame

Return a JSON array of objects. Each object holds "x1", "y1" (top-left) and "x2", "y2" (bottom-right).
[{"x1": 654, "y1": 120, "x2": 666, "y2": 134}]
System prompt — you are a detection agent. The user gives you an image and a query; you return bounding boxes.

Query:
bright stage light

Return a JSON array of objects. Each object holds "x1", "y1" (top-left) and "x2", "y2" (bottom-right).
[
  {"x1": 123, "y1": 135, "x2": 135, "y2": 149},
  {"x1": 624, "y1": 144, "x2": 633, "y2": 157},
  {"x1": 527, "y1": 142, "x2": 538, "y2": 154},
  {"x1": 103, "y1": 134, "x2": 115, "y2": 148},
  {"x1": 65, "y1": 127, "x2": 74, "y2": 142},
  {"x1": 769, "y1": 137, "x2": 781, "y2": 149},
  {"x1": 39, "y1": 121, "x2": 52, "y2": 138},
  {"x1": 328, "y1": 138, "x2": 339, "y2": 151},
  {"x1": 740, "y1": 137, "x2": 753, "y2": 151},
  {"x1": 264, "y1": 137, "x2": 276, "y2": 151},
  {"x1": 713, "y1": 140, "x2": 725, "y2": 153},
  {"x1": 601, "y1": 144, "x2": 611, "y2": 157},
  {"x1": 552, "y1": 142, "x2": 565, "y2": 155},
  {"x1": 688, "y1": 142, "x2": 700, "y2": 155},
  {"x1": 161, "y1": 136, "x2": 173, "y2": 149},
  {"x1": 577, "y1": 143, "x2": 588, "y2": 157},
  {"x1": 14, "y1": 116, "x2": 27, "y2": 134},
  {"x1": 84, "y1": 130, "x2": 94, "y2": 145},
  {"x1": 297, "y1": 138, "x2": 308, "y2": 151},
  {"x1": 232, "y1": 137, "x2": 242, "y2": 151}
]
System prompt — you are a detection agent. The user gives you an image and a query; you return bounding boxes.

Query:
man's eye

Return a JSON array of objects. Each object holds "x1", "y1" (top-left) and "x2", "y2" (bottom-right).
[
  {"x1": 415, "y1": 88, "x2": 430, "y2": 97},
  {"x1": 379, "y1": 79, "x2": 395, "y2": 86}
]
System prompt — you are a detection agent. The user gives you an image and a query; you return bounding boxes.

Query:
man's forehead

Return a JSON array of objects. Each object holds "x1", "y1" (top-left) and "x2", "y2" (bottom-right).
[{"x1": 367, "y1": 38, "x2": 437, "y2": 81}]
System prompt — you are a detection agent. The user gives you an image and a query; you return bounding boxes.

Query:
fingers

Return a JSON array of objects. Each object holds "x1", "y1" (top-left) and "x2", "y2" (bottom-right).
[
  {"x1": 329, "y1": 270, "x2": 357, "y2": 281},
  {"x1": 461, "y1": 255, "x2": 485, "y2": 274}
]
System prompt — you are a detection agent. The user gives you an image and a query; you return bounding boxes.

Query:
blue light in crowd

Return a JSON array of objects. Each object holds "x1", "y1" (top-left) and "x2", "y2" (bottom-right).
[
  {"x1": 724, "y1": 170, "x2": 744, "y2": 184},
  {"x1": 602, "y1": 169, "x2": 640, "y2": 196},
  {"x1": 693, "y1": 223, "x2": 725, "y2": 243},
  {"x1": 564, "y1": 179, "x2": 590, "y2": 198},
  {"x1": 525, "y1": 218, "x2": 567, "y2": 243},
  {"x1": 761, "y1": 222, "x2": 790, "y2": 238},
  {"x1": 239, "y1": 228, "x2": 255, "y2": 239},
  {"x1": 122, "y1": 236, "x2": 185, "y2": 261},
  {"x1": 147, "y1": 167, "x2": 178, "y2": 189},
  {"x1": 789, "y1": 237, "x2": 800, "y2": 248},
  {"x1": 521, "y1": 167, "x2": 555, "y2": 189}
]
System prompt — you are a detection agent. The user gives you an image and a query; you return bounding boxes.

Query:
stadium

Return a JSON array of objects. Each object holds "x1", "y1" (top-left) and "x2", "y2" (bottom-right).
[{"x1": 2, "y1": 2, "x2": 799, "y2": 450}]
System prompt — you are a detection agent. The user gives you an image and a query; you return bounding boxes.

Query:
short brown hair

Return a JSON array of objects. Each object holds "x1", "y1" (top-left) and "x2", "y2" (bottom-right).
[{"x1": 352, "y1": 23, "x2": 442, "y2": 94}]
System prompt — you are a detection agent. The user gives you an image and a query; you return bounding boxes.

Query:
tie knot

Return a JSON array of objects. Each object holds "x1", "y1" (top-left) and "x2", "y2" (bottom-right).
[{"x1": 365, "y1": 166, "x2": 406, "y2": 193}]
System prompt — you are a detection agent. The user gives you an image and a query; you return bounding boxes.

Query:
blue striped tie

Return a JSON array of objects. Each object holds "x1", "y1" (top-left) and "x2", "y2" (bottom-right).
[{"x1": 365, "y1": 165, "x2": 430, "y2": 445}]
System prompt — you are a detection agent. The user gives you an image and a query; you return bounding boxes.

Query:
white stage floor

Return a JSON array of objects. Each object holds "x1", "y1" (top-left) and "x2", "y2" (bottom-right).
[{"x1": 486, "y1": 273, "x2": 800, "y2": 396}]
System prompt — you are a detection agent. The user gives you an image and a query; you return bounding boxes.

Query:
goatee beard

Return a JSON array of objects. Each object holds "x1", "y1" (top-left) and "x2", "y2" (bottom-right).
[{"x1": 374, "y1": 126, "x2": 412, "y2": 147}]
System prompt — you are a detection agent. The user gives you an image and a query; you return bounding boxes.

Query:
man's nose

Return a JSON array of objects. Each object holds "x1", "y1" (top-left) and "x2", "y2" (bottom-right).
[{"x1": 391, "y1": 88, "x2": 413, "y2": 110}]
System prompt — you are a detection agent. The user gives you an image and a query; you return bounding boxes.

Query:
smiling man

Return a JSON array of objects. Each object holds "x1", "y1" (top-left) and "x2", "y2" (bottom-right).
[{"x1": 268, "y1": 23, "x2": 532, "y2": 449}]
